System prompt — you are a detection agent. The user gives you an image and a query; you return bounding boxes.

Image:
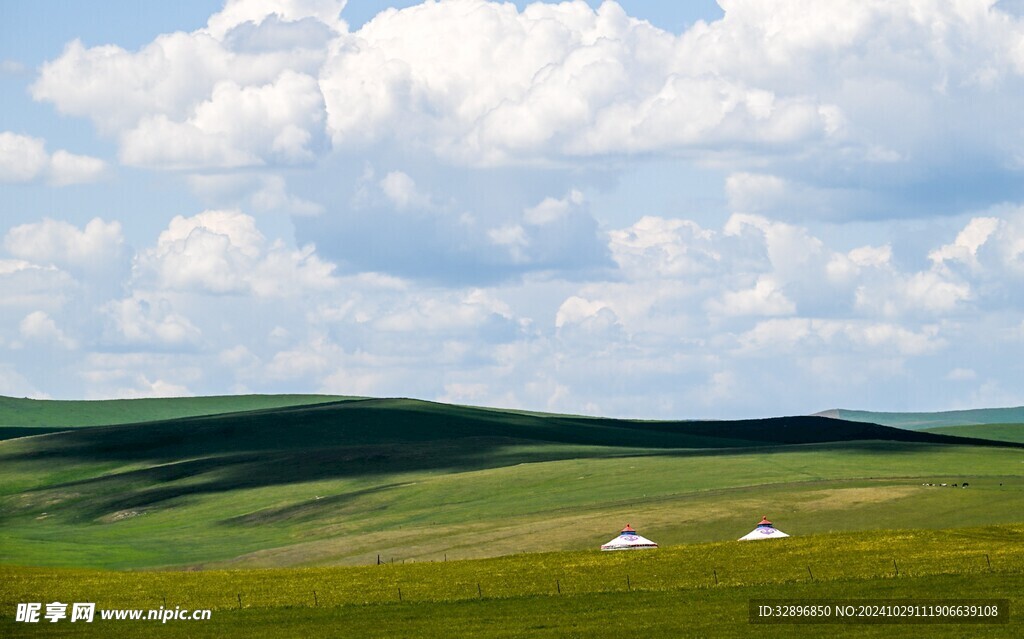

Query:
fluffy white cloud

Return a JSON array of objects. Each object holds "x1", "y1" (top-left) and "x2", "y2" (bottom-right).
[
  {"x1": 112, "y1": 377, "x2": 193, "y2": 399},
  {"x1": 119, "y1": 70, "x2": 326, "y2": 169},
  {"x1": 379, "y1": 171, "x2": 432, "y2": 210},
  {"x1": 855, "y1": 271, "x2": 972, "y2": 317},
  {"x1": 77, "y1": 353, "x2": 201, "y2": 397},
  {"x1": 32, "y1": 0, "x2": 342, "y2": 169},
  {"x1": 47, "y1": 150, "x2": 108, "y2": 186},
  {"x1": 248, "y1": 175, "x2": 324, "y2": 215},
  {"x1": 522, "y1": 189, "x2": 584, "y2": 225},
  {"x1": 187, "y1": 173, "x2": 324, "y2": 216},
  {"x1": 930, "y1": 213, "x2": 1024, "y2": 279},
  {"x1": 102, "y1": 296, "x2": 202, "y2": 348},
  {"x1": 4, "y1": 217, "x2": 124, "y2": 272},
  {"x1": 707, "y1": 276, "x2": 796, "y2": 317},
  {"x1": 32, "y1": 0, "x2": 1024, "y2": 194},
  {"x1": 0, "y1": 259, "x2": 77, "y2": 311},
  {"x1": 262, "y1": 339, "x2": 334, "y2": 381},
  {"x1": 0, "y1": 132, "x2": 48, "y2": 182},
  {"x1": 737, "y1": 318, "x2": 943, "y2": 357},
  {"x1": 555, "y1": 295, "x2": 612, "y2": 329},
  {"x1": 135, "y1": 210, "x2": 337, "y2": 296},
  {"x1": 320, "y1": 0, "x2": 840, "y2": 163},
  {"x1": 374, "y1": 289, "x2": 515, "y2": 334},
  {"x1": 929, "y1": 217, "x2": 1001, "y2": 269},
  {"x1": 608, "y1": 216, "x2": 721, "y2": 278},
  {"x1": 207, "y1": 0, "x2": 347, "y2": 40},
  {"x1": 0, "y1": 132, "x2": 106, "y2": 185},
  {"x1": 19, "y1": 311, "x2": 77, "y2": 349},
  {"x1": 826, "y1": 245, "x2": 892, "y2": 283}
]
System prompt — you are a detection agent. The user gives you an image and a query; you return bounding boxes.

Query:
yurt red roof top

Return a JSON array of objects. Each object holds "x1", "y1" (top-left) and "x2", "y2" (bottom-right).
[
  {"x1": 602, "y1": 524, "x2": 658, "y2": 550},
  {"x1": 757, "y1": 516, "x2": 772, "y2": 527}
]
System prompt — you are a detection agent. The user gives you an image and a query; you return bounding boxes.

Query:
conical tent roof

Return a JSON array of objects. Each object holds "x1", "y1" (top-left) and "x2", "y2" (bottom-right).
[
  {"x1": 738, "y1": 515, "x2": 790, "y2": 541},
  {"x1": 601, "y1": 524, "x2": 659, "y2": 551}
]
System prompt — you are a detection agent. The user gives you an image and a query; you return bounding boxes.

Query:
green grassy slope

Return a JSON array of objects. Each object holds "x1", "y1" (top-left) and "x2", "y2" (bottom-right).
[
  {"x1": 923, "y1": 423, "x2": 1024, "y2": 444},
  {"x1": 0, "y1": 394, "x2": 352, "y2": 440},
  {"x1": 1, "y1": 397, "x2": 1021, "y2": 570},
  {"x1": 820, "y1": 406, "x2": 1024, "y2": 429},
  {"x1": 9, "y1": 396, "x2": 1019, "y2": 460},
  {"x1": 3, "y1": 575, "x2": 1016, "y2": 639},
  {"x1": 2, "y1": 525, "x2": 1021, "y2": 638}
]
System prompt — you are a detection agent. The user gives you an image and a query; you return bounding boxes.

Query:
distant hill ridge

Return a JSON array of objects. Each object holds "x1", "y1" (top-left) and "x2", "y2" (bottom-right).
[
  {"x1": 5, "y1": 396, "x2": 1021, "y2": 455},
  {"x1": 815, "y1": 406, "x2": 1024, "y2": 429},
  {"x1": 0, "y1": 394, "x2": 354, "y2": 439}
]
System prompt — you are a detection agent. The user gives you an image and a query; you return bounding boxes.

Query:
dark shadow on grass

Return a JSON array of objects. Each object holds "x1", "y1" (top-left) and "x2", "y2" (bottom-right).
[
  {"x1": 3, "y1": 398, "x2": 1020, "y2": 518},
  {"x1": 0, "y1": 426, "x2": 71, "y2": 441}
]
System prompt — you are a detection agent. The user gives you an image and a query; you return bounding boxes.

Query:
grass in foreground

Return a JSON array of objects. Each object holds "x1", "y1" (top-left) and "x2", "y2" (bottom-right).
[{"x1": 2, "y1": 526, "x2": 1021, "y2": 638}]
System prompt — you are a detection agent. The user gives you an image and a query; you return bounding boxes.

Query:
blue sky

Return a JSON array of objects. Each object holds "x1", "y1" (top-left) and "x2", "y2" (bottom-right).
[{"x1": 2, "y1": 0, "x2": 1024, "y2": 417}]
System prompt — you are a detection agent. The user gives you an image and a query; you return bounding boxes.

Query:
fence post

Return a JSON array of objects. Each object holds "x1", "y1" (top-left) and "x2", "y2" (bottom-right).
[
  {"x1": 237, "y1": 594, "x2": 242, "y2": 609},
  {"x1": 893, "y1": 559, "x2": 899, "y2": 577},
  {"x1": 713, "y1": 569, "x2": 718, "y2": 585},
  {"x1": 477, "y1": 583, "x2": 482, "y2": 598},
  {"x1": 986, "y1": 554, "x2": 991, "y2": 571},
  {"x1": 313, "y1": 590, "x2": 318, "y2": 607},
  {"x1": 398, "y1": 587, "x2": 403, "y2": 602},
  {"x1": 626, "y1": 575, "x2": 631, "y2": 591},
  {"x1": 807, "y1": 566, "x2": 814, "y2": 580}
]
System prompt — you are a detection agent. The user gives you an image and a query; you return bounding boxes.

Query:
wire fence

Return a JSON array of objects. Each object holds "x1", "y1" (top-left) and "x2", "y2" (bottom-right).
[{"x1": 2, "y1": 551, "x2": 1018, "y2": 611}]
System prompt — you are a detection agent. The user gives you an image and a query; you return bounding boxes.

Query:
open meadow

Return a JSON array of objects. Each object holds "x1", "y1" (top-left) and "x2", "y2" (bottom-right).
[
  {"x1": 1, "y1": 395, "x2": 1021, "y2": 636},
  {"x1": 2, "y1": 525, "x2": 1022, "y2": 638}
]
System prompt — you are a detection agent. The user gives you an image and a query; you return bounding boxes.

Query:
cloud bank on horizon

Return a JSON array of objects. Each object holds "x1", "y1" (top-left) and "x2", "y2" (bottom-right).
[{"x1": 2, "y1": 0, "x2": 1024, "y2": 417}]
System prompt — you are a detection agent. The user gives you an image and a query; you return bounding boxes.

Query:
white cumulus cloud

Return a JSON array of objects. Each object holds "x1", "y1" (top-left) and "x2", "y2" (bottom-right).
[
  {"x1": 19, "y1": 311, "x2": 77, "y2": 349},
  {"x1": 102, "y1": 297, "x2": 202, "y2": 348},
  {"x1": 0, "y1": 132, "x2": 106, "y2": 185},
  {"x1": 4, "y1": 217, "x2": 124, "y2": 272},
  {"x1": 135, "y1": 209, "x2": 337, "y2": 296}
]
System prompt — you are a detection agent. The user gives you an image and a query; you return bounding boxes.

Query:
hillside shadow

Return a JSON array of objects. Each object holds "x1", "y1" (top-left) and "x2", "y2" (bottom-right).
[{"x1": 3, "y1": 398, "x2": 1019, "y2": 518}]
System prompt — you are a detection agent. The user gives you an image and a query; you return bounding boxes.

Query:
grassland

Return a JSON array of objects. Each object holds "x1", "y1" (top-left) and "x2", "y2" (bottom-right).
[
  {"x1": 823, "y1": 406, "x2": 1024, "y2": 429},
  {"x1": 0, "y1": 397, "x2": 1021, "y2": 569},
  {"x1": 1, "y1": 395, "x2": 1022, "y2": 636},
  {"x1": 923, "y1": 423, "x2": 1024, "y2": 444},
  {"x1": 0, "y1": 394, "x2": 349, "y2": 440},
  {"x1": 2, "y1": 525, "x2": 1021, "y2": 638}
]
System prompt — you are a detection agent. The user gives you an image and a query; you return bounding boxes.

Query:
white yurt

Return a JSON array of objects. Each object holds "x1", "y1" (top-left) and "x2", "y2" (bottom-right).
[
  {"x1": 600, "y1": 524, "x2": 659, "y2": 551},
  {"x1": 738, "y1": 515, "x2": 790, "y2": 541}
]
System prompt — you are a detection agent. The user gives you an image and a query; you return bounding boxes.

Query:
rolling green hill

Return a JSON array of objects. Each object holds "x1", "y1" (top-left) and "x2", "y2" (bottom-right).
[
  {"x1": 0, "y1": 394, "x2": 351, "y2": 440},
  {"x1": 817, "y1": 406, "x2": 1024, "y2": 429},
  {"x1": 923, "y1": 423, "x2": 1024, "y2": 444},
  {"x1": 1, "y1": 397, "x2": 1021, "y2": 570}
]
